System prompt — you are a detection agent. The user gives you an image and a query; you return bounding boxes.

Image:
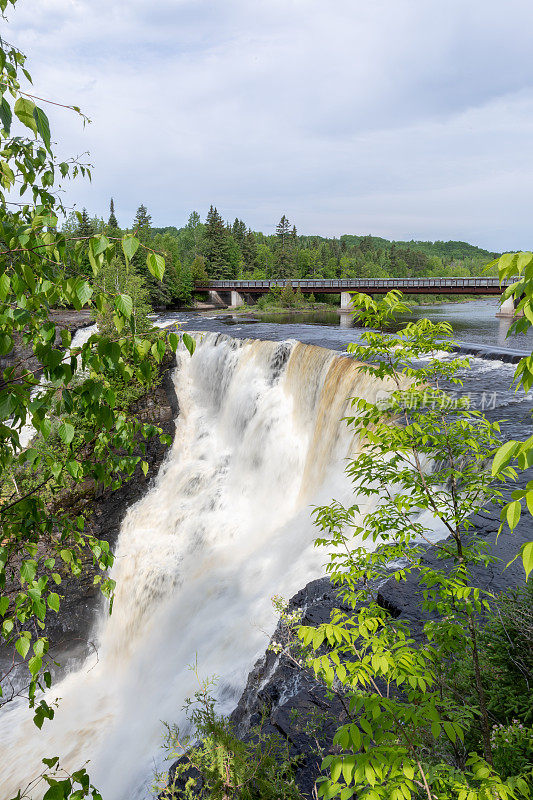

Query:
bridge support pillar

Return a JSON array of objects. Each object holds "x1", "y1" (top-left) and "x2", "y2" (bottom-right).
[
  {"x1": 209, "y1": 290, "x2": 226, "y2": 307},
  {"x1": 230, "y1": 290, "x2": 245, "y2": 308},
  {"x1": 340, "y1": 291, "x2": 354, "y2": 311},
  {"x1": 496, "y1": 296, "x2": 522, "y2": 317}
]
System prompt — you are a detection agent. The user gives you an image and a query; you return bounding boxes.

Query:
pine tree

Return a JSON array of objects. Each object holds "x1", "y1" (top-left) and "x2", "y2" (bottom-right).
[
  {"x1": 232, "y1": 218, "x2": 247, "y2": 247},
  {"x1": 108, "y1": 198, "x2": 118, "y2": 229},
  {"x1": 204, "y1": 205, "x2": 231, "y2": 279},
  {"x1": 133, "y1": 204, "x2": 152, "y2": 239},
  {"x1": 76, "y1": 208, "x2": 95, "y2": 239},
  {"x1": 276, "y1": 215, "x2": 291, "y2": 249},
  {"x1": 242, "y1": 229, "x2": 258, "y2": 272},
  {"x1": 274, "y1": 215, "x2": 293, "y2": 278}
]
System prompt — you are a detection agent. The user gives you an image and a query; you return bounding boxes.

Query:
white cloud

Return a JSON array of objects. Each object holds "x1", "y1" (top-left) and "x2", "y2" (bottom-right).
[{"x1": 5, "y1": 0, "x2": 533, "y2": 249}]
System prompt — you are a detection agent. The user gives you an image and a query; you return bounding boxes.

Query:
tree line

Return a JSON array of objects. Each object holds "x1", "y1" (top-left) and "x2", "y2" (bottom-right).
[{"x1": 64, "y1": 204, "x2": 499, "y2": 308}]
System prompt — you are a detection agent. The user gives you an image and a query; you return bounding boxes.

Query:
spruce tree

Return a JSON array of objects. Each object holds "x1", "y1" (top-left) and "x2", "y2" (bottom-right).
[
  {"x1": 133, "y1": 204, "x2": 152, "y2": 238},
  {"x1": 274, "y1": 215, "x2": 293, "y2": 278},
  {"x1": 242, "y1": 229, "x2": 258, "y2": 272},
  {"x1": 204, "y1": 205, "x2": 231, "y2": 279},
  {"x1": 108, "y1": 197, "x2": 118, "y2": 229},
  {"x1": 72, "y1": 209, "x2": 96, "y2": 278},
  {"x1": 276, "y1": 214, "x2": 291, "y2": 249},
  {"x1": 76, "y1": 208, "x2": 95, "y2": 239}
]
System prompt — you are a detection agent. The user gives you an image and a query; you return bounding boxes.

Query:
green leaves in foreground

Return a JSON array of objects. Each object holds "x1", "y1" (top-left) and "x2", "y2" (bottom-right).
[
  {"x1": 490, "y1": 250, "x2": 533, "y2": 579},
  {"x1": 288, "y1": 291, "x2": 531, "y2": 800}
]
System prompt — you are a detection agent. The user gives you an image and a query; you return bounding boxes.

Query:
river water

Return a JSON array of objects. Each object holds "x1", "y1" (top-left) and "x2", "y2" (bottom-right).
[{"x1": 0, "y1": 300, "x2": 531, "y2": 800}]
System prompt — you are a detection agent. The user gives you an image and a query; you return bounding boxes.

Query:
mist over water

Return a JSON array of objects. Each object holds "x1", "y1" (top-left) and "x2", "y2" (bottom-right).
[{"x1": 0, "y1": 333, "x2": 394, "y2": 800}]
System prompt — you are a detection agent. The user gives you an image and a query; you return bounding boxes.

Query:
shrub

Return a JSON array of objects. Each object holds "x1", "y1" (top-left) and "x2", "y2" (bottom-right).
[
  {"x1": 155, "y1": 675, "x2": 303, "y2": 800},
  {"x1": 491, "y1": 722, "x2": 533, "y2": 783}
]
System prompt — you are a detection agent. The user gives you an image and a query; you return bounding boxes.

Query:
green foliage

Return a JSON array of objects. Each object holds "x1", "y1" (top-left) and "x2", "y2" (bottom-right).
[
  {"x1": 155, "y1": 672, "x2": 302, "y2": 800},
  {"x1": 203, "y1": 206, "x2": 232, "y2": 279},
  {"x1": 79, "y1": 204, "x2": 497, "y2": 293},
  {"x1": 97, "y1": 256, "x2": 151, "y2": 335},
  {"x1": 491, "y1": 722, "x2": 533, "y2": 783},
  {"x1": 490, "y1": 251, "x2": 533, "y2": 578},
  {"x1": 0, "y1": 9, "x2": 187, "y2": 798},
  {"x1": 266, "y1": 291, "x2": 531, "y2": 800},
  {"x1": 455, "y1": 583, "x2": 533, "y2": 726}
]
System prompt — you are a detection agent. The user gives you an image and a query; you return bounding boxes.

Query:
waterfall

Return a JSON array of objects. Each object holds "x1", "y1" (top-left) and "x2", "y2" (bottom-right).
[{"x1": 0, "y1": 333, "x2": 393, "y2": 800}]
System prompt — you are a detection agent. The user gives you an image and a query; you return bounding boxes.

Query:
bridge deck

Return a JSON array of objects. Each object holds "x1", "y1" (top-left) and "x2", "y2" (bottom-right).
[{"x1": 196, "y1": 277, "x2": 512, "y2": 295}]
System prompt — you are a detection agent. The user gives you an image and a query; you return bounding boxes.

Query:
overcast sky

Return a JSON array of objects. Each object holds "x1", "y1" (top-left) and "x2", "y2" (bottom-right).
[{"x1": 5, "y1": 0, "x2": 533, "y2": 250}]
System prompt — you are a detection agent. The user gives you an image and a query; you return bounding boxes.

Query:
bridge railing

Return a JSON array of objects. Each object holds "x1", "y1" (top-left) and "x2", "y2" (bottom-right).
[{"x1": 195, "y1": 277, "x2": 516, "y2": 290}]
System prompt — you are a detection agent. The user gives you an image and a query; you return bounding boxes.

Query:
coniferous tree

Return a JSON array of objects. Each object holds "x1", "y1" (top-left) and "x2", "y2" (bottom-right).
[
  {"x1": 131, "y1": 205, "x2": 170, "y2": 307},
  {"x1": 276, "y1": 215, "x2": 291, "y2": 249},
  {"x1": 76, "y1": 208, "x2": 95, "y2": 239},
  {"x1": 242, "y1": 228, "x2": 258, "y2": 272},
  {"x1": 133, "y1": 204, "x2": 152, "y2": 237},
  {"x1": 72, "y1": 209, "x2": 96, "y2": 278},
  {"x1": 204, "y1": 205, "x2": 231, "y2": 278},
  {"x1": 108, "y1": 197, "x2": 118, "y2": 229},
  {"x1": 274, "y1": 215, "x2": 294, "y2": 278},
  {"x1": 232, "y1": 218, "x2": 247, "y2": 247}
]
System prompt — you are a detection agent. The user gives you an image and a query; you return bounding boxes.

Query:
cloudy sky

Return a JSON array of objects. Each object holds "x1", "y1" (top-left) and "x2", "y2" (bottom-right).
[{"x1": 5, "y1": 0, "x2": 533, "y2": 250}]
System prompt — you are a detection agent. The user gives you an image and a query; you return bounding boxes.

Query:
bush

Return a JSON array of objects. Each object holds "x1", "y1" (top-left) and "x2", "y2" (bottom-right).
[
  {"x1": 155, "y1": 676, "x2": 302, "y2": 800},
  {"x1": 491, "y1": 722, "x2": 533, "y2": 783},
  {"x1": 480, "y1": 583, "x2": 533, "y2": 724}
]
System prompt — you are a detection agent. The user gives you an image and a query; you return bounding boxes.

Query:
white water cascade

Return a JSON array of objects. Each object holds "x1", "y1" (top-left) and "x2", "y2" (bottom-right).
[{"x1": 0, "y1": 333, "x2": 393, "y2": 800}]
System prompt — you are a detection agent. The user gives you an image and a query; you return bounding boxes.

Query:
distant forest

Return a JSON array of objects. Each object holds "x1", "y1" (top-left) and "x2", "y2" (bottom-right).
[{"x1": 63, "y1": 201, "x2": 501, "y2": 307}]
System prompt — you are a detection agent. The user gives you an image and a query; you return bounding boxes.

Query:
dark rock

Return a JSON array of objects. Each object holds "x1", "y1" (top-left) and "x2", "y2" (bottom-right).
[{"x1": 0, "y1": 350, "x2": 180, "y2": 677}]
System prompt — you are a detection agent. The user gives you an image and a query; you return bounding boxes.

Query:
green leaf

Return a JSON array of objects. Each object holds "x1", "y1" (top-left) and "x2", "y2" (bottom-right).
[
  {"x1": 121, "y1": 234, "x2": 139, "y2": 262},
  {"x1": 0, "y1": 333, "x2": 13, "y2": 355},
  {"x1": 43, "y1": 782, "x2": 70, "y2": 800},
  {"x1": 0, "y1": 97, "x2": 12, "y2": 133},
  {"x1": 492, "y1": 440, "x2": 519, "y2": 476},
  {"x1": 75, "y1": 280, "x2": 92, "y2": 306},
  {"x1": 33, "y1": 105, "x2": 51, "y2": 150},
  {"x1": 182, "y1": 332, "x2": 196, "y2": 356},
  {"x1": 47, "y1": 593, "x2": 60, "y2": 612},
  {"x1": 521, "y1": 541, "x2": 533, "y2": 580},
  {"x1": 16, "y1": 635, "x2": 30, "y2": 659},
  {"x1": 147, "y1": 252, "x2": 165, "y2": 281},
  {"x1": 506, "y1": 500, "x2": 521, "y2": 530},
  {"x1": 20, "y1": 559, "x2": 37, "y2": 583},
  {"x1": 58, "y1": 422, "x2": 75, "y2": 445},
  {"x1": 41, "y1": 417, "x2": 52, "y2": 440},
  {"x1": 114, "y1": 293, "x2": 133, "y2": 319},
  {"x1": 14, "y1": 97, "x2": 38, "y2": 134},
  {"x1": 0, "y1": 272, "x2": 11, "y2": 301},
  {"x1": 28, "y1": 655, "x2": 42, "y2": 676}
]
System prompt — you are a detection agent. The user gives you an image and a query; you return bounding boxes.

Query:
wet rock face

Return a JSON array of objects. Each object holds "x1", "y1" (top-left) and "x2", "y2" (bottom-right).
[
  {"x1": 0, "y1": 353, "x2": 180, "y2": 675},
  {"x1": 42, "y1": 356, "x2": 180, "y2": 660},
  {"x1": 227, "y1": 578, "x2": 351, "y2": 799},
  {"x1": 0, "y1": 310, "x2": 94, "y2": 390}
]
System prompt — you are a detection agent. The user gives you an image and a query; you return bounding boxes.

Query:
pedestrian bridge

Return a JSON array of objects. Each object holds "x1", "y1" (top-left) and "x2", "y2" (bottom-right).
[{"x1": 195, "y1": 277, "x2": 517, "y2": 315}]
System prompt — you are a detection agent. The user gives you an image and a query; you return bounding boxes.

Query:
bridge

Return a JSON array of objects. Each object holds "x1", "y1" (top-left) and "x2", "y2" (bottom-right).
[{"x1": 195, "y1": 277, "x2": 518, "y2": 315}]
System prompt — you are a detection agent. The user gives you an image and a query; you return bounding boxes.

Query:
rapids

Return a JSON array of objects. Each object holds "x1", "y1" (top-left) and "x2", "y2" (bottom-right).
[{"x1": 1, "y1": 332, "x2": 395, "y2": 800}]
